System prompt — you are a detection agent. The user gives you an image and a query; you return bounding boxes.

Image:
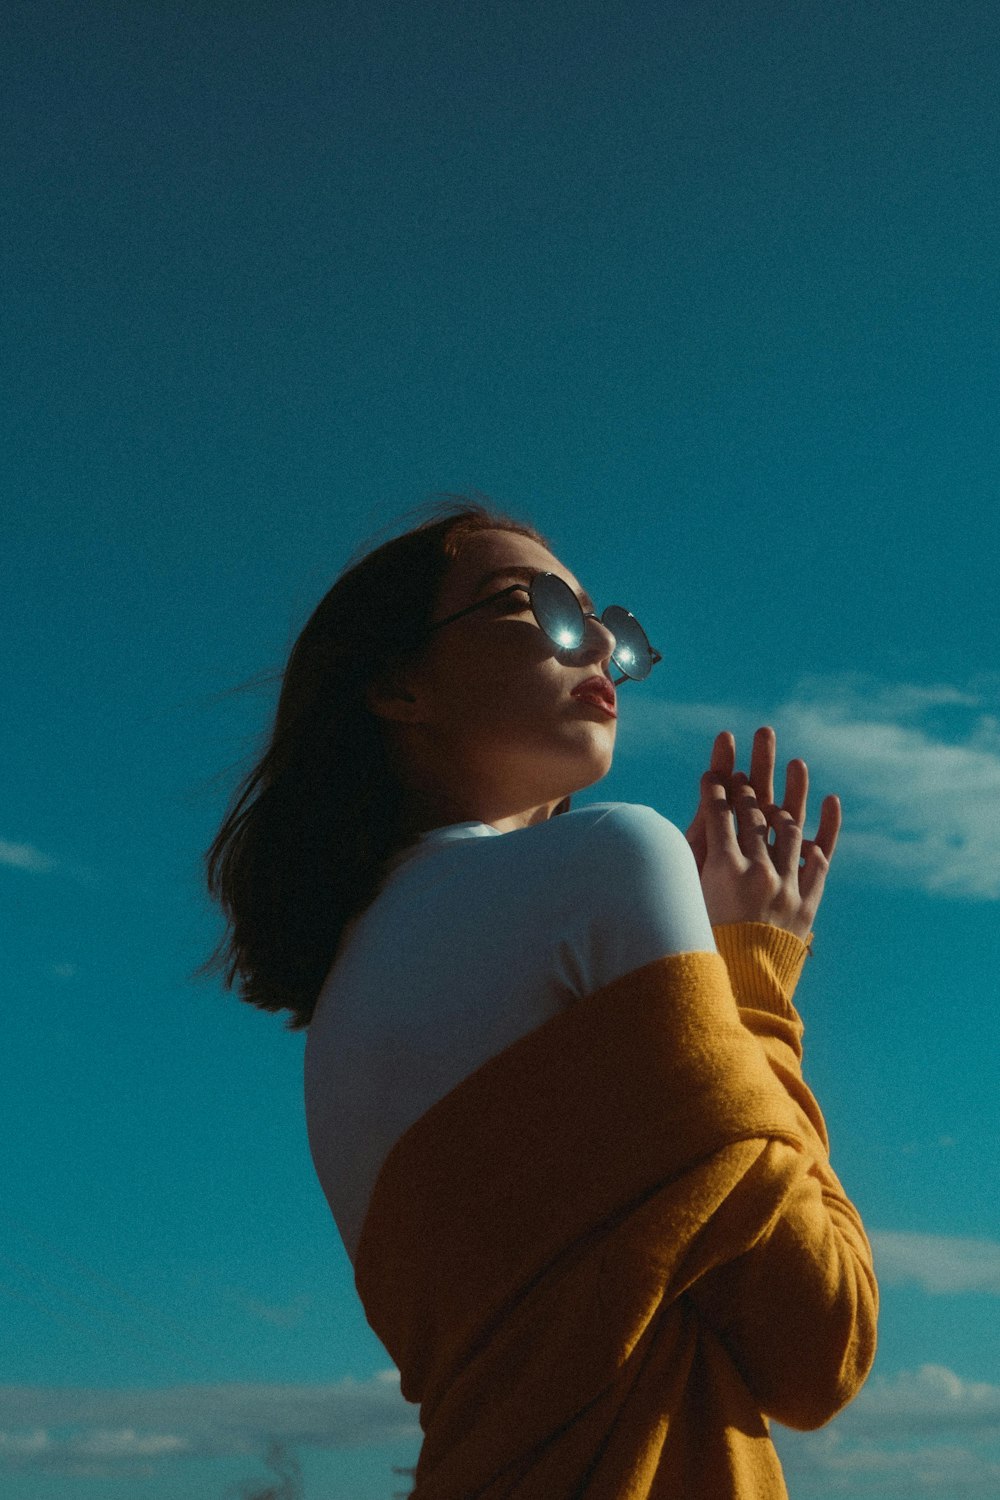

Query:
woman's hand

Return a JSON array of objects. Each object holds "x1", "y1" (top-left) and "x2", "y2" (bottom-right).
[{"x1": 684, "y1": 726, "x2": 841, "y2": 942}]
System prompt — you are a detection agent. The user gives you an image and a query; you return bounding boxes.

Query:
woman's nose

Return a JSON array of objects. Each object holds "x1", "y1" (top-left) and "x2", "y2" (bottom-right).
[{"x1": 575, "y1": 613, "x2": 616, "y2": 667}]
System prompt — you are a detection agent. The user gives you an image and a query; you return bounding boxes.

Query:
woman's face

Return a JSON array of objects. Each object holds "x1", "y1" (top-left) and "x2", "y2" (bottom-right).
[{"x1": 378, "y1": 530, "x2": 620, "y2": 830}]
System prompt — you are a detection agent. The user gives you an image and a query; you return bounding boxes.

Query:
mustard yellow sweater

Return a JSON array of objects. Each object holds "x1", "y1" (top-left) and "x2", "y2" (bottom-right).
[{"x1": 354, "y1": 922, "x2": 879, "y2": 1497}]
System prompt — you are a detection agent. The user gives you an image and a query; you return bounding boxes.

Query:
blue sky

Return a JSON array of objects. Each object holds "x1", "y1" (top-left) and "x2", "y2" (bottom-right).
[{"x1": 3, "y1": 2, "x2": 999, "y2": 1495}]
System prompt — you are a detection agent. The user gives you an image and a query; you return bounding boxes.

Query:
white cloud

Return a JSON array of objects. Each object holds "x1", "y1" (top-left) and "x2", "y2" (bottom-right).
[
  {"x1": 775, "y1": 1365, "x2": 1000, "y2": 1495},
  {"x1": 871, "y1": 1231, "x2": 1000, "y2": 1295},
  {"x1": 5, "y1": 1362, "x2": 1000, "y2": 1490},
  {"x1": 74, "y1": 1429, "x2": 189, "y2": 1458},
  {"x1": 621, "y1": 674, "x2": 1000, "y2": 899},
  {"x1": 0, "y1": 1371, "x2": 419, "y2": 1477},
  {"x1": 775, "y1": 1425, "x2": 1000, "y2": 1497},
  {"x1": 0, "y1": 837, "x2": 55, "y2": 874},
  {"x1": 843, "y1": 1364, "x2": 1000, "y2": 1436},
  {"x1": 0, "y1": 1430, "x2": 50, "y2": 1458},
  {"x1": 223, "y1": 1288, "x2": 312, "y2": 1327}
]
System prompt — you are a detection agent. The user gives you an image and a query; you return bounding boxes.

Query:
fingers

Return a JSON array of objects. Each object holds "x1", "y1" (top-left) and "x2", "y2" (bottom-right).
[
  {"x1": 800, "y1": 795, "x2": 841, "y2": 905},
  {"x1": 767, "y1": 805, "x2": 805, "y2": 877},
  {"x1": 751, "y1": 727, "x2": 808, "y2": 829},
  {"x1": 688, "y1": 733, "x2": 735, "y2": 871},
  {"x1": 710, "y1": 731, "x2": 735, "y2": 781},
  {"x1": 782, "y1": 757, "x2": 808, "y2": 826},
  {"x1": 731, "y1": 772, "x2": 771, "y2": 858},
  {"x1": 700, "y1": 770, "x2": 741, "y2": 860},
  {"x1": 815, "y1": 793, "x2": 842, "y2": 861},
  {"x1": 694, "y1": 731, "x2": 828, "y2": 867},
  {"x1": 749, "y1": 726, "x2": 775, "y2": 807},
  {"x1": 696, "y1": 724, "x2": 842, "y2": 930}
]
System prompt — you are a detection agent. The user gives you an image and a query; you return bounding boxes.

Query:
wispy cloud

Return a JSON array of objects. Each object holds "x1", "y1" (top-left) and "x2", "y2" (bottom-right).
[
  {"x1": 871, "y1": 1231, "x2": 1000, "y2": 1295},
  {"x1": 776, "y1": 1429, "x2": 1000, "y2": 1497},
  {"x1": 0, "y1": 837, "x2": 55, "y2": 874},
  {"x1": 842, "y1": 1364, "x2": 1000, "y2": 1437},
  {"x1": 775, "y1": 1365, "x2": 1000, "y2": 1495},
  {"x1": 223, "y1": 1288, "x2": 312, "y2": 1328},
  {"x1": 4, "y1": 1360, "x2": 1000, "y2": 1490},
  {"x1": 0, "y1": 1372, "x2": 419, "y2": 1478},
  {"x1": 622, "y1": 673, "x2": 1000, "y2": 899}
]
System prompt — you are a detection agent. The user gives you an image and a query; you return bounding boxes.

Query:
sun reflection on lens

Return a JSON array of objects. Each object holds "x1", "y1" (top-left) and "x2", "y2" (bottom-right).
[{"x1": 556, "y1": 627, "x2": 579, "y2": 646}]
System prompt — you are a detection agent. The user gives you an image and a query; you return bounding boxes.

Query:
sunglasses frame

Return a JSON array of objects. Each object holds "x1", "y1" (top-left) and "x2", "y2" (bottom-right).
[{"x1": 425, "y1": 571, "x2": 662, "y2": 686}]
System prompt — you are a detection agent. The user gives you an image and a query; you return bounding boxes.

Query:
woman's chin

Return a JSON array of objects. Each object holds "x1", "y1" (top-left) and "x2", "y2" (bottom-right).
[{"x1": 565, "y1": 743, "x2": 615, "y2": 793}]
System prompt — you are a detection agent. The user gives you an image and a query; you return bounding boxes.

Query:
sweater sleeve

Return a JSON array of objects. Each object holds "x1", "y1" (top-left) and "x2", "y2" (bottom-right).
[{"x1": 685, "y1": 923, "x2": 879, "y2": 1431}]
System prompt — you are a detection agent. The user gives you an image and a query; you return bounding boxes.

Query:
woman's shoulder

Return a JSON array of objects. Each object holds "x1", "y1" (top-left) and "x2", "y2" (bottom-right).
[
  {"x1": 543, "y1": 801, "x2": 716, "y2": 978},
  {"x1": 550, "y1": 800, "x2": 694, "y2": 866}
]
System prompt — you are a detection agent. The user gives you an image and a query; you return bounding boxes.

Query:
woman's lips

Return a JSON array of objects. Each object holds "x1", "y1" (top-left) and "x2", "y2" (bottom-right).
[{"x1": 569, "y1": 690, "x2": 617, "y2": 720}]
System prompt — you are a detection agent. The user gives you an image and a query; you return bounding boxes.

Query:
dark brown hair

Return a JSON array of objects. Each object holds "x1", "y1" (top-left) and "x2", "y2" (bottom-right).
[{"x1": 195, "y1": 495, "x2": 567, "y2": 1030}]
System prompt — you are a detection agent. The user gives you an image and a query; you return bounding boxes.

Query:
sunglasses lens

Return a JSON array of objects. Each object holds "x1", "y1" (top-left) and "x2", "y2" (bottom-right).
[
  {"x1": 531, "y1": 573, "x2": 585, "y2": 649},
  {"x1": 531, "y1": 576, "x2": 657, "y2": 680},
  {"x1": 601, "y1": 605, "x2": 654, "y2": 680}
]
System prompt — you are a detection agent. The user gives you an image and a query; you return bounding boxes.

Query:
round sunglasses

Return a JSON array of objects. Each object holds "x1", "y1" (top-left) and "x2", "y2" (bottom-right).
[{"x1": 426, "y1": 571, "x2": 662, "y2": 685}]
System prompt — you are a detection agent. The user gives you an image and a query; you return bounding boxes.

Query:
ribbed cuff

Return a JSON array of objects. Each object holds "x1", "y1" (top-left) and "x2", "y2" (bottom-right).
[{"x1": 711, "y1": 922, "x2": 812, "y2": 1011}]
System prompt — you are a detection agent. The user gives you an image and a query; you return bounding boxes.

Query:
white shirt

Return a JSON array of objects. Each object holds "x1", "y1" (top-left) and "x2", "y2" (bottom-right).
[{"x1": 304, "y1": 801, "x2": 715, "y2": 1264}]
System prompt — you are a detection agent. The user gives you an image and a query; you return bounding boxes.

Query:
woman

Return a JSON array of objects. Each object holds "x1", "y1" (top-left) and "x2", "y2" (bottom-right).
[{"x1": 200, "y1": 496, "x2": 878, "y2": 1499}]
